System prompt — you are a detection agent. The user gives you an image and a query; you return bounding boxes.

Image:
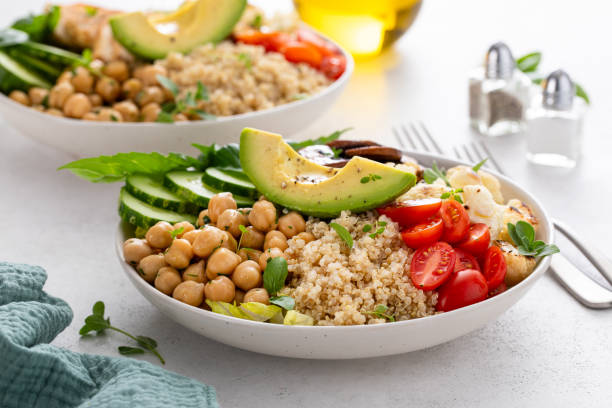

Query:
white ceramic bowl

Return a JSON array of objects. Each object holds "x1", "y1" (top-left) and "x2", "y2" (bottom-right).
[
  {"x1": 0, "y1": 39, "x2": 353, "y2": 158},
  {"x1": 115, "y1": 152, "x2": 554, "y2": 359}
]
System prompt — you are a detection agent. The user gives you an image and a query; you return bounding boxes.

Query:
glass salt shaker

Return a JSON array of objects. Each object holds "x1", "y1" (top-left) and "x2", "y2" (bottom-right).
[
  {"x1": 526, "y1": 70, "x2": 585, "y2": 168},
  {"x1": 469, "y1": 42, "x2": 532, "y2": 136}
]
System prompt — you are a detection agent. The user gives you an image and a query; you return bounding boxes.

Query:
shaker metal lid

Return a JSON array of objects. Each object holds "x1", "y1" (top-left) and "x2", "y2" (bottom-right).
[
  {"x1": 485, "y1": 42, "x2": 515, "y2": 79},
  {"x1": 542, "y1": 69, "x2": 575, "y2": 110}
]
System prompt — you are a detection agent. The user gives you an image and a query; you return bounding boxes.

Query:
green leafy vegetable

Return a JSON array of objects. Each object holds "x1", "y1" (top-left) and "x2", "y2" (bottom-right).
[
  {"x1": 237, "y1": 52, "x2": 252, "y2": 69},
  {"x1": 516, "y1": 52, "x2": 542, "y2": 73},
  {"x1": 156, "y1": 111, "x2": 174, "y2": 123},
  {"x1": 472, "y1": 158, "x2": 488, "y2": 172},
  {"x1": 329, "y1": 222, "x2": 353, "y2": 249},
  {"x1": 269, "y1": 295, "x2": 295, "y2": 311},
  {"x1": 118, "y1": 346, "x2": 145, "y2": 355},
  {"x1": 80, "y1": 301, "x2": 165, "y2": 364},
  {"x1": 263, "y1": 257, "x2": 289, "y2": 296},
  {"x1": 507, "y1": 221, "x2": 560, "y2": 257},
  {"x1": 154, "y1": 80, "x2": 214, "y2": 123},
  {"x1": 365, "y1": 304, "x2": 395, "y2": 322},
  {"x1": 250, "y1": 14, "x2": 263, "y2": 29},
  {"x1": 575, "y1": 83, "x2": 590, "y2": 105},
  {"x1": 362, "y1": 224, "x2": 372, "y2": 233},
  {"x1": 360, "y1": 174, "x2": 382, "y2": 184},
  {"x1": 423, "y1": 162, "x2": 450, "y2": 186},
  {"x1": 288, "y1": 128, "x2": 353, "y2": 151},
  {"x1": 156, "y1": 75, "x2": 179, "y2": 97},
  {"x1": 440, "y1": 188, "x2": 464, "y2": 203},
  {"x1": 237, "y1": 224, "x2": 248, "y2": 251},
  {"x1": 170, "y1": 227, "x2": 184, "y2": 240},
  {"x1": 10, "y1": 6, "x2": 60, "y2": 42},
  {"x1": 0, "y1": 28, "x2": 28, "y2": 48},
  {"x1": 84, "y1": 6, "x2": 98, "y2": 17},
  {"x1": 195, "y1": 81, "x2": 209, "y2": 101}
]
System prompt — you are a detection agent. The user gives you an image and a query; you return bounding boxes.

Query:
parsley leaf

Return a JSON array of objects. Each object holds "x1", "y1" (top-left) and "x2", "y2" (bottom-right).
[
  {"x1": 365, "y1": 304, "x2": 395, "y2": 322},
  {"x1": 362, "y1": 224, "x2": 372, "y2": 232},
  {"x1": 330, "y1": 222, "x2": 353, "y2": 249},
  {"x1": 507, "y1": 221, "x2": 560, "y2": 258},
  {"x1": 288, "y1": 128, "x2": 353, "y2": 151},
  {"x1": 472, "y1": 158, "x2": 488, "y2": 172}
]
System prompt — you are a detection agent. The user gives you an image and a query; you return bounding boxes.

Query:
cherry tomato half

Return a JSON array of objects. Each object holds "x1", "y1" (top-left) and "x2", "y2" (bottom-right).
[
  {"x1": 410, "y1": 242, "x2": 456, "y2": 291},
  {"x1": 320, "y1": 54, "x2": 347, "y2": 80},
  {"x1": 296, "y1": 28, "x2": 338, "y2": 56},
  {"x1": 378, "y1": 198, "x2": 442, "y2": 228},
  {"x1": 234, "y1": 30, "x2": 290, "y2": 52},
  {"x1": 401, "y1": 217, "x2": 444, "y2": 249},
  {"x1": 436, "y1": 268, "x2": 489, "y2": 312},
  {"x1": 457, "y1": 223, "x2": 491, "y2": 256},
  {"x1": 281, "y1": 41, "x2": 323, "y2": 68},
  {"x1": 439, "y1": 199, "x2": 470, "y2": 243},
  {"x1": 453, "y1": 248, "x2": 481, "y2": 273},
  {"x1": 483, "y1": 245, "x2": 507, "y2": 290}
]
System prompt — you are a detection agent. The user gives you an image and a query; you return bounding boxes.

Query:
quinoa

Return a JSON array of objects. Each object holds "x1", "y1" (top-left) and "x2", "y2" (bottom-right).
[
  {"x1": 156, "y1": 42, "x2": 331, "y2": 116},
  {"x1": 281, "y1": 211, "x2": 437, "y2": 326}
]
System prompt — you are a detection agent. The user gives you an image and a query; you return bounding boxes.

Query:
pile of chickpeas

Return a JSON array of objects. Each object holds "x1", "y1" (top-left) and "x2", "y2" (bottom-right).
[
  {"x1": 122, "y1": 191, "x2": 314, "y2": 309},
  {"x1": 8, "y1": 60, "x2": 188, "y2": 122}
]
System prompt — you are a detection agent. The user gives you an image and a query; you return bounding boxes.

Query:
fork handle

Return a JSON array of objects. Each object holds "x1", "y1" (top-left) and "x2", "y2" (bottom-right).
[
  {"x1": 553, "y1": 218, "x2": 612, "y2": 286},
  {"x1": 550, "y1": 255, "x2": 612, "y2": 309}
]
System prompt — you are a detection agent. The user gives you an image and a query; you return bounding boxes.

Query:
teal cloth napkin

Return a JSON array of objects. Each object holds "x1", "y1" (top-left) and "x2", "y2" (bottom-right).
[{"x1": 0, "y1": 262, "x2": 219, "y2": 408}]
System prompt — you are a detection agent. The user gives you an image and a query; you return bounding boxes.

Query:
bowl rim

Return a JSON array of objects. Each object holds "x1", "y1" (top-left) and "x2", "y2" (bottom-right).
[
  {"x1": 0, "y1": 28, "x2": 354, "y2": 128},
  {"x1": 116, "y1": 151, "x2": 554, "y2": 332}
]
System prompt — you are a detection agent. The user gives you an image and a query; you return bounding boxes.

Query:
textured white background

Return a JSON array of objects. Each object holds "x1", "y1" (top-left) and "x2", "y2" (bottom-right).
[{"x1": 1, "y1": 1, "x2": 611, "y2": 407}]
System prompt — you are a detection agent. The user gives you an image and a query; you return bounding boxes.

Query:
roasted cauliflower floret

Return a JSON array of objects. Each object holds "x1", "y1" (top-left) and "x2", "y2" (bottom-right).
[
  {"x1": 495, "y1": 240, "x2": 537, "y2": 286},
  {"x1": 478, "y1": 170, "x2": 504, "y2": 204},
  {"x1": 499, "y1": 199, "x2": 539, "y2": 242},
  {"x1": 462, "y1": 185, "x2": 505, "y2": 240},
  {"x1": 396, "y1": 179, "x2": 450, "y2": 201},
  {"x1": 447, "y1": 165, "x2": 481, "y2": 189}
]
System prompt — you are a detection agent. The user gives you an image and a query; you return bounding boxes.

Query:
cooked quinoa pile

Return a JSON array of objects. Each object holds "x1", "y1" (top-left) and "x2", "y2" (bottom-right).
[
  {"x1": 281, "y1": 211, "x2": 438, "y2": 326},
  {"x1": 157, "y1": 41, "x2": 331, "y2": 116}
]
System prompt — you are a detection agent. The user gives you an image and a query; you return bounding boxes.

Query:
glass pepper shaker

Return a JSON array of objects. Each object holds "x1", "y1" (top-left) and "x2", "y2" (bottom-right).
[
  {"x1": 469, "y1": 42, "x2": 532, "y2": 136},
  {"x1": 525, "y1": 70, "x2": 585, "y2": 168}
]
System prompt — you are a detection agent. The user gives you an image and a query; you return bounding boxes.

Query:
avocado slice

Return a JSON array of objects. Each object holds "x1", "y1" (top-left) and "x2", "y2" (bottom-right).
[
  {"x1": 239, "y1": 128, "x2": 417, "y2": 217},
  {"x1": 109, "y1": 0, "x2": 247, "y2": 60}
]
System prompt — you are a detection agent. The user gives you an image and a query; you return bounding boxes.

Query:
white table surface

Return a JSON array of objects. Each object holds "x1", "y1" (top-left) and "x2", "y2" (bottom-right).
[{"x1": 1, "y1": 0, "x2": 611, "y2": 407}]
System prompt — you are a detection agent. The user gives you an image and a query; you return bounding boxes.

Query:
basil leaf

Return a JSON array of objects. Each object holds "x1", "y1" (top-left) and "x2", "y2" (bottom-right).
[
  {"x1": 136, "y1": 335, "x2": 158, "y2": 349},
  {"x1": 506, "y1": 223, "x2": 522, "y2": 247},
  {"x1": 472, "y1": 158, "x2": 488, "y2": 172},
  {"x1": 92, "y1": 301, "x2": 105, "y2": 317},
  {"x1": 423, "y1": 169, "x2": 439, "y2": 184},
  {"x1": 84, "y1": 315, "x2": 110, "y2": 332},
  {"x1": 516, "y1": 52, "x2": 542, "y2": 73},
  {"x1": 263, "y1": 257, "x2": 288, "y2": 296},
  {"x1": 118, "y1": 346, "x2": 145, "y2": 355},
  {"x1": 288, "y1": 128, "x2": 353, "y2": 151},
  {"x1": 270, "y1": 295, "x2": 295, "y2": 310},
  {"x1": 329, "y1": 222, "x2": 353, "y2": 249},
  {"x1": 0, "y1": 28, "x2": 28, "y2": 47},
  {"x1": 535, "y1": 244, "x2": 560, "y2": 257},
  {"x1": 515, "y1": 221, "x2": 535, "y2": 249},
  {"x1": 516, "y1": 246, "x2": 537, "y2": 257},
  {"x1": 156, "y1": 75, "x2": 179, "y2": 97},
  {"x1": 575, "y1": 83, "x2": 590, "y2": 105},
  {"x1": 79, "y1": 324, "x2": 94, "y2": 335}
]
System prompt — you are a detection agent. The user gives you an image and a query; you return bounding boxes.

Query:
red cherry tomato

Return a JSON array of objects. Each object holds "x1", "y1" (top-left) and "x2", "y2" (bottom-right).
[
  {"x1": 234, "y1": 30, "x2": 290, "y2": 52},
  {"x1": 457, "y1": 223, "x2": 491, "y2": 256},
  {"x1": 436, "y1": 268, "x2": 489, "y2": 312},
  {"x1": 401, "y1": 217, "x2": 444, "y2": 249},
  {"x1": 489, "y1": 282, "x2": 507, "y2": 297},
  {"x1": 281, "y1": 41, "x2": 323, "y2": 68},
  {"x1": 296, "y1": 28, "x2": 338, "y2": 56},
  {"x1": 453, "y1": 248, "x2": 481, "y2": 273},
  {"x1": 410, "y1": 242, "x2": 456, "y2": 291},
  {"x1": 439, "y1": 199, "x2": 470, "y2": 243},
  {"x1": 482, "y1": 246, "x2": 507, "y2": 290},
  {"x1": 320, "y1": 54, "x2": 347, "y2": 79},
  {"x1": 378, "y1": 198, "x2": 442, "y2": 228}
]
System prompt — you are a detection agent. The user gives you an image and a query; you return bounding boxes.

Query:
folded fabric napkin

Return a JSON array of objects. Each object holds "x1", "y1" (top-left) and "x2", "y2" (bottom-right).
[{"x1": 0, "y1": 262, "x2": 219, "y2": 408}]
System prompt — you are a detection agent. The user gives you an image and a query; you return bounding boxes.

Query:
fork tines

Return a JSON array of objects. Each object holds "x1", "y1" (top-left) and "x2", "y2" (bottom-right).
[{"x1": 393, "y1": 121, "x2": 443, "y2": 155}]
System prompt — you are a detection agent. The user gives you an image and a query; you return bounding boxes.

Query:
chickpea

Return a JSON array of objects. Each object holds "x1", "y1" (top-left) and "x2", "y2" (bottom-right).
[
  {"x1": 173, "y1": 221, "x2": 195, "y2": 238},
  {"x1": 182, "y1": 229, "x2": 200, "y2": 245},
  {"x1": 95, "y1": 76, "x2": 120, "y2": 103},
  {"x1": 49, "y1": 82, "x2": 74, "y2": 109},
  {"x1": 193, "y1": 225, "x2": 226, "y2": 258},
  {"x1": 63, "y1": 93, "x2": 92, "y2": 119},
  {"x1": 136, "y1": 86, "x2": 164, "y2": 107},
  {"x1": 217, "y1": 209, "x2": 248, "y2": 237},
  {"x1": 135, "y1": 64, "x2": 168, "y2": 86},
  {"x1": 243, "y1": 288, "x2": 269, "y2": 304},
  {"x1": 28, "y1": 87, "x2": 49, "y2": 105},
  {"x1": 240, "y1": 226, "x2": 265, "y2": 250},
  {"x1": 155, "y1": 266, "x2": 182, "y2": 295},
  {"x1": 295, "y1": 232, "x2": 315, "y2": 244},
  {"x1": 137, "y1": 253, "x2": 167, "y2": 283},
  {"x1": 264, "y1": 230, "x2": 288, "y2": 251},
  {"x1": 232, "y1": 260, "x2": 262, "y2": 291},
  {"x1": 173, "y1": 113, "x2": 188, "y2": 122},
  {"x1": 197, "y1": 209, "x2": 210, "y2": 227},
  {"x1": 97, "y1": 108, "x2": 123, "y2": 122},
  {"x1": 234, "y1": 289, "x2": 245, "y2": 304},
  {"x1": 258, "y1": 247, "x2": 286, "y2": 271},
  {"x1": 248, "y1": 200, "x2": 277, "y2": 232},
  {"x1": 71, "y1": 66, "x2": 94, "y2": 93},
  {"x1": 112, "y1": 101, "x2": 139, "y2": 122},
  {"x1": 141, "y1": 102, "x2": 161, "y2": 122},
  {"x1": 182, "y1": 260, "x2": 206, "y2": 283},
  {"x1": 57, "y1": 71, "x2": 73, "y2": 84},
  {"x1": 238, "y1": 248, "x2": 262, "y2": 263},
  {"x1": 173, "y1": 280, "x2": 205, "y2": 306},
  {"x1": 45, "y1": 108, "x2": 64, "y2": 117},
  {"x1": 206, "y1": 248, "x2": 241, "y2": 280},
  {"x1": 9, "y1": 90, "x2": 30, "y2": 106},
  {"x1": 82, "y1": 112, "x2": 98, "y2": 121},
  {"x1": 164, "y1": 238, "x2": 193, "y2": 269},
  {"x1": 88, "y1": 93, "x2": 102, "y2": 107},
  {"x1": 278, "y1": 211, "x2": 306, "y2": 238},
  {"x1": 221, "y1": 231, "x2": 237, "y2": 252},
  {"x1": 122, "y1": 78, "x2": 143, "y2": 100},
  {"x1": 208, "y1": 192, "x2": 237, "y2": 224},
  {"x1": 103, "y1": 60, "x2": 130, "y2": 82},
  {"x1": 204, "y1": 276, "x2": 235, "y2": 302},
  {"x1": 123, "y1": 238, "x2": 153, "y2": 265},
  {"x1": 145, "y1": 221, "x2": 174, "y2": 249}
]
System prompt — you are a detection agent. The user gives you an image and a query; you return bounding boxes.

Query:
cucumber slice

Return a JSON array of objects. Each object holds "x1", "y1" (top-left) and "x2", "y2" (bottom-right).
[
  {"x1": 12, "y1": 41, "x2": 82, "y2": 66},
  {"x1": 202, "y1": 167, "x2": 258, "y2": 199},
  {"x1": 7, "y1": 48, "x2": 62, "y2": 81},
  {"x1": 125, "y1": 174, "x2": 200, "y2": 214},
  {"x1": 164, "y1": 171, "x2": 254, "y2": 208},
  {"x1": 119, "y1": 188, "x2": 196, "y2": 229},
  {"x1": 0, "y1": 50, "x2": 51, "y2": 93}
]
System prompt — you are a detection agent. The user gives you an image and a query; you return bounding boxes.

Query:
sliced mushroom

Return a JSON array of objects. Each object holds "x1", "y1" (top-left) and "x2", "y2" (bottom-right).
[
  {"x1": 326, "y1": 140, "x2": 380, "y2": 150},
  {"x1": 343, "y1": 146, "x2": 403, "y2": 162},
  {"x1": 298, "y1": 145, "x2": 348, "y2": 167}
]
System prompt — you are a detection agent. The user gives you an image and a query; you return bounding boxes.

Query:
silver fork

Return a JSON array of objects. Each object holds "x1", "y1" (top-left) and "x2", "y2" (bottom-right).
[{"x1": 394, "y1": 121, "x2": 612, "y2": 309}]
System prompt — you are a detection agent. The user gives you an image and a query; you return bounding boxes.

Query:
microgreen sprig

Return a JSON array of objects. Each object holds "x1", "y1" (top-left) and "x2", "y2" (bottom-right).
[
  {"x1": 423, "y1": 162, "x2": 450, "y2": 186},
  {"x1": 365, "y1": 304, "x2": 395, "y2": 322},
  {"x1": 330, "y1": 222, "x2": 353, "y2": 249},
  {"x1": 155, "y1": 76, "x2": 215, "y2": 123},
  {"x1": 507, "y1": 221, "x2": 560, "y2": 257},
  {"x1": 360, "y1": 174, "x2": 382, "y2": 184},
  {"x1": 169, "y1": 226, "x2": 184, "y2": 240},
  {"x1": 237, "y1": 224, "x2": 248, "y2": 251},
  {"x1": 441, "y1": 188, "x2": 464, "y2": 204},
  {"x1": 79, "y1": 301, "x2": 165, "y2": 364},
  {"x1": 472, "y1": 158, "x2": 488, "y2": 172}
]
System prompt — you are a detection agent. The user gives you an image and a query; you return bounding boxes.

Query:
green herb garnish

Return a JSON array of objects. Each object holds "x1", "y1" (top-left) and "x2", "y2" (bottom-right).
[
  {"x1": 288, "y1": 128, "x2": 353, "y2": 151},
  {"x1": 269, "y1": 295, "x2": 295, "y2": 311},
  {"x1": 472, "y1": 158, "x2": 488, "y2": 172},
  {"x1": 423, "y1": 162, "x2": 450, "y2": 186},
  {"x1": 170, "y1": 226, "x2": 184, "y2": 240},
  {"x1": 156, "y1": 75, "x2": 179, "y2": 97},
  {"x1": 195, "y1": 81, "x2": 209, "y2": 101},
  {"x1": 365, "y1": 304, "x2": 395, "y2": 322},
  {"x1": 516, "y1": 51, "x2": 541, "y2": 73},
  {"x1": 362, "y1": 224, "x2": 372, "y2": 233},
  {"x1": 85, "y1": 6, "x2": 98, "y2": 17},
  {"x1": 0, "y1": 28, "x2": 28, "y2": 47},
  {"x1": 80, "y1": 301, "x2": 165, "y2": 364},
  {"x1": 237, "y1": 52, "x2": 252, "y2": 69},
  {"x1": 250, "y1": 14, "x2": 263, "y2": 29},
  {"x1": 440, "y1": 188, "x2": 464, "y2": 203},
  {"x1": 237, "y1": 224, "x2": 248, "y2": 251},
  {"x1": 263, "y1": 257, "x2": 289, "y2": 296},
  {"x1": 507, "y1": 221, "x2": 560, "y2": 257},
  {"x1": 329, "y1": 222, "x2": 353, "y2": 249},
  {"x1": 360, "y1": 174, "x2": 382, "y2": 184}
]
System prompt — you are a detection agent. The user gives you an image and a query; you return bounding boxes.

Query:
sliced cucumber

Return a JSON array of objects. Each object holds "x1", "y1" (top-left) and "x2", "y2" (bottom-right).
[
  {"x1": 202, "y1": 167, "x2": 258, "y2": 199},
  {"x1": 119, "y1": 188, "x2": 196, "y2": 229},
  {"x1": 125, "y1": 174, "x2": 200, "y2": 214},
  {"x1": 7, "y1": 48, "x2": 62, "y2": 81},
  {"x1": 0, "y1": 50, "x2": 51, "y2": 93},
  {"x1": 12, "y1": 41, "x2": 82, "y2": 66},
  {"x1": 164, "y1": 171, "x2": 254, "y2": 208}
]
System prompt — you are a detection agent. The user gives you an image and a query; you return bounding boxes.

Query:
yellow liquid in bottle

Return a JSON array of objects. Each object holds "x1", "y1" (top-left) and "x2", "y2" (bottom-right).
[{"x1": 293, "y1": 0, "x2": 422, "y2": 58}]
